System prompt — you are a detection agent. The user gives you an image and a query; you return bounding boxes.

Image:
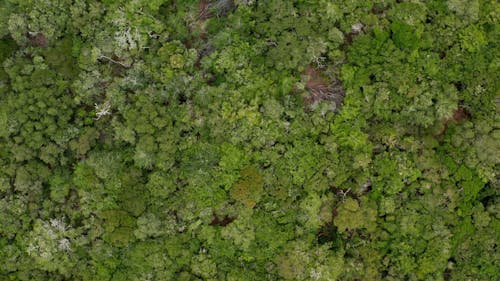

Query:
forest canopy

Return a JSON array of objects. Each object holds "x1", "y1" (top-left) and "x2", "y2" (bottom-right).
[{"x1": 0, "y1": 0, "x2": 498, "y2": 280}]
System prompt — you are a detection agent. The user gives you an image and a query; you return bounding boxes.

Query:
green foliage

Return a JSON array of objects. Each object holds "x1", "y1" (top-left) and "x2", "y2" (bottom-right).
[
  {"x1": 0, "y1": 36, "x2": 17, "y2": 84},
  {"x1": 229, "y1": 166, "x2": 264, "y2": 208},
  {"x1": 42, "y1": 36, "x2": 79, "y2": 79},
  {"x1": 391, "y1": 20, "x2": 422, "y2": 50},
  {"x1": 0, "y1": 0, "x2": 497, "y2": 280},
  {"x1": 334, "y1": 197, "x2": 378, "y2": 234}
]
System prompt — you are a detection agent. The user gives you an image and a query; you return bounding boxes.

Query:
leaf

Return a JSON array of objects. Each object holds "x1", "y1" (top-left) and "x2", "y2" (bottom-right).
[{"x1": 230, "y1": 166, "x2": 264, "y2": 208}]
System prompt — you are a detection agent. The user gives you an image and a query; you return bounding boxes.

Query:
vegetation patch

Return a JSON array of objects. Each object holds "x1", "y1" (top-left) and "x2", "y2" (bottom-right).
[{"x1": 0, "y1": 1, "x2": 497, "y2": 280}]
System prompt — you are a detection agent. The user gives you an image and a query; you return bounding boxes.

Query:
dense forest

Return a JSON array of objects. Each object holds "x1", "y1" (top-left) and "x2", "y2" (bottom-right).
[{"x1": 0, "y1": 0, "x2": 498, "y2": 280}]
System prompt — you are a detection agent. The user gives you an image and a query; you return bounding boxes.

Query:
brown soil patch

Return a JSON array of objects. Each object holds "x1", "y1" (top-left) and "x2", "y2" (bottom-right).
[
  {"x1": 27, "y1": 32, "x2": 48, "y2": 48},
  {"x1": 433, "y1": 106, "x2": 470, "y2": 138},
  {"x1": 304, "y1": 65, "x2": 345, "y2": 109},
  {"x1": 210, "y1": 214, "x2": 237, "y2": 226},
  {"x1": 451, "y1": 107, "x2": 468, "y2": 122},
  {"x1": 198, "y1": 0, "x2": 213, "y2": 20}
]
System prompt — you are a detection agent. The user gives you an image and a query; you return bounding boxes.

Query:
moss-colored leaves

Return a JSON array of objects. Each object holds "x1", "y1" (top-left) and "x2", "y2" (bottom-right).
[
  {"x1": 334, "y1": 197, "x2": 377, "y2": 233},
  {"x1": 230, "y1": 166, "x2": 264, "y2": 209}
]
